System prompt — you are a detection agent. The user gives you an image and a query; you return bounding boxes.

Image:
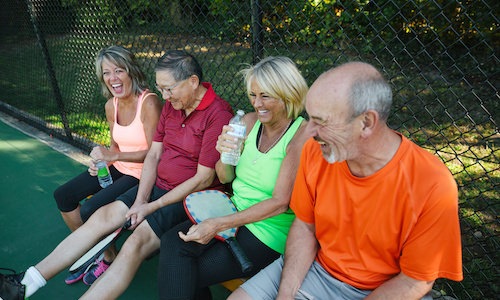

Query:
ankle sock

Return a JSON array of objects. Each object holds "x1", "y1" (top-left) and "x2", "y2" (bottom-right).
[{"x1": 21, "y1": 266, "x2": 47, "y2": 297}]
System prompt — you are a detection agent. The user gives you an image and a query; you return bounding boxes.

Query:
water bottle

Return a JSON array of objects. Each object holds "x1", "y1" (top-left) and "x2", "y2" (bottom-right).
[
  {"x1": 221, "y1": 110, "x2": 246, "y2": 166},
  {"x1": 96, "y1": 160, "x2": 113, "y2": 188}
]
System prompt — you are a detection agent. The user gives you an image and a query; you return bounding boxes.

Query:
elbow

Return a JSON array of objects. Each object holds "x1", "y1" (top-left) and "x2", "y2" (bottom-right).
[
  {"x1": 199, "y1": 173, "x2": 217, "y2": 190},
  {"x1": 215, "y1": 161, "x2": 235, "y2": 184},
  {"x1": 147, "y1": 149, "x2": 162, "y2": 162},
  {"x1": 273, "y1": 191, "x2": 292, "y2": 214},
  {"x1": 268, "y1": 193, "x2": 293, "y2": 216},
  {"x1": 218, "y1": 175, "x2": 233, "y2": 184},
  {"x1": 276, "y1": 203, "x2": 291, "y2": 215},
  {"x1": 273, "y1": 199, "x2": 292, "y2": 215},
  {"x1": 421, "y1": 280, "x2": 435, "y2": 297}
]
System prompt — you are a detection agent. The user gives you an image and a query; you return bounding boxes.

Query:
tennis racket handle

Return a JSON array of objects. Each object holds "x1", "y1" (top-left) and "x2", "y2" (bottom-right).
[
  {"x1": 123, "y1": 218, "x2": 132, "y2": 229},
  {"x1": 226, "y1": 237, "x2": 253, "y2": 273}
]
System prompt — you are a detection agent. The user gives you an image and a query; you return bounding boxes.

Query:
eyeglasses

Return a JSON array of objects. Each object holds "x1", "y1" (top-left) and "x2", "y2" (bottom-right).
[{"x1": 155, "y1": 80, "x2": 184, "y2": 96}]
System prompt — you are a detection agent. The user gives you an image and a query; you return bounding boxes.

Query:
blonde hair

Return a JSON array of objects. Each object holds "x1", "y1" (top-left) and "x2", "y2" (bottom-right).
[{"x1": 240, "y1": 56, "x2": 308, "y2": 119}]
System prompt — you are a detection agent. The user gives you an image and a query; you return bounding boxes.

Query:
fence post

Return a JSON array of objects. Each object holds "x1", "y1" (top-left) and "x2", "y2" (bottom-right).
[
  {"x1": 24, "y1": 0, "x2": 73, "y2": 141},
  {"x1": 250, "y1": 0, "x2": 263, "y2": 64}
]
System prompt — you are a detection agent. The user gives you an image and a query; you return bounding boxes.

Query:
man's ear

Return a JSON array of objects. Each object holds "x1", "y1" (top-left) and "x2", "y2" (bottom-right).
[
  {"x1": 188, "y1": 74, "x2": 200, "y2": 87},
  {"x1": 360, "y1": 110, "x2": 378, "y2": 137}
]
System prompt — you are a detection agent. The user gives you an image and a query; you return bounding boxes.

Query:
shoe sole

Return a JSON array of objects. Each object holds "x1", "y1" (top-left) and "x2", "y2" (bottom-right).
[{"x1": 65, "y1": 272, "x2": 85, "y2": 284}]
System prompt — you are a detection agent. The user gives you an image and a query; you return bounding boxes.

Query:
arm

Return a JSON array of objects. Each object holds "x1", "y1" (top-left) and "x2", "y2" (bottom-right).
[
  {"x1": 125, "y1": 140, "x2": 162, "y2": 227},
  {"x1": 181, "y1": 121, "x2": 311, "y2": 244},
  {"x1": 215, "y1": 113, "x2": 257, "y2": 184},
  {"x1": 90, "y1": 94, "x2": 162, "y2": 163},
  {"x1": 148, "y1": 163, "x2": 216, "y2": 211},
  {"x1": 365, "y1": 273, "x2": 434, "y2": 299},
  {"x1": 214, "y1": 124, "x2": 237, "y2": 184},
  {"x1": 86, "y1": 99, "x2": 116, "y2": 175},
  {"x1": 127, "y1": 159, "x2": 216, "y2": 228},
  {"x1": 276, "y1": 218, "x2": 318, "y2": 300}
]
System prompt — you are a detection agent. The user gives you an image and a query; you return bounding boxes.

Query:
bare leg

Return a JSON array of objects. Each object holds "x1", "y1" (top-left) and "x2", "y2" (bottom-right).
[
  {"x1": 60, "y1": 207, "x2": 84, "y2": 232},
  {"x1": 81, "y1": 221, "x2": 160, "y2": 300},
  {"x1": 61, "y1": 206, "x2": 116, "y2": 263},
  {"x1": 228, "y1": 287, "x2": 253, "y2": 300},
  {"x1": 34, "y1": 201, "x2": 129, "y2": 280}
]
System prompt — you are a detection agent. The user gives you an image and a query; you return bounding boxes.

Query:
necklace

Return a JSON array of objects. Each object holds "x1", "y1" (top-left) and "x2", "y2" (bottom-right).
[{"x1": 252, "y1": 120, "x2": 292, "y2": 164}]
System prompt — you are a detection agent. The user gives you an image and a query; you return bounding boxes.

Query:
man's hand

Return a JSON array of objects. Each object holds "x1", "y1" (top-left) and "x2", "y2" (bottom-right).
[{"x1": 126, "y1": 201, "x2": 154, "y2": 229}]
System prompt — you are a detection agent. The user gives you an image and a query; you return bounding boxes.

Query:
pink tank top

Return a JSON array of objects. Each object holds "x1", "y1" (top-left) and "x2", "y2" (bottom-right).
[{"x1": 111, "y1": 90, "x2": 154, "y2": 179}]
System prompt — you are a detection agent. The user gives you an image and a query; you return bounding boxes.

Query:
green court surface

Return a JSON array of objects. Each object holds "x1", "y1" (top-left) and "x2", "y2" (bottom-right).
[{"x1": 0, "y1": 117, "x2": 230, "y2": 299}]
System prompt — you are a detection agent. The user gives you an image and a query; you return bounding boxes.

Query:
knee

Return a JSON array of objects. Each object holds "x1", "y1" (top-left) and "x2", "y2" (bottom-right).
[
  {"x1": 53, "y1": 185, "x2": 73, "y2": 211},
  {"x1": 53, "y1": 184, "x2": 64, "y2": 201},
  {"x1": 122, "y1": 224, "x2": 159, "y2": 259},
  {"x1": 86, "y1": 202, "x2": 125, "y2": 229},
  {"x1": 160, "y1": 227, "x2": 184, "y2": 254}
]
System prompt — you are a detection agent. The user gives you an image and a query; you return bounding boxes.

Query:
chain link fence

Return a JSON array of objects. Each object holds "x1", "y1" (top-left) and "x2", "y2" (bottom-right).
[{"x1": 1, "y1": 0, "x2": 498, "y2": 298}]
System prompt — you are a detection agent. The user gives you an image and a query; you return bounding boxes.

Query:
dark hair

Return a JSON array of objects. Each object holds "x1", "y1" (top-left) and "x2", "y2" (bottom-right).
[
  {"x1": 95, "y1": 45, "x2": 148, "y2": 99},
  {"x1": 155, "y1": 50, "x2": 203, "y2": 82}
]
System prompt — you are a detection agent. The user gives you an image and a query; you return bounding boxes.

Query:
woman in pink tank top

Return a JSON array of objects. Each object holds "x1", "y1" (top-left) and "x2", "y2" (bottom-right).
[{"x1": 53, "y1": 45, "x2": 162, "y2": 285}]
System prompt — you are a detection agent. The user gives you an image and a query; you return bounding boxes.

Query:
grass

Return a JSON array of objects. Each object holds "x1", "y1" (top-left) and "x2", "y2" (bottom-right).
[{"x1": 0, "y1": 33, "x2": 498, "y2": 299}]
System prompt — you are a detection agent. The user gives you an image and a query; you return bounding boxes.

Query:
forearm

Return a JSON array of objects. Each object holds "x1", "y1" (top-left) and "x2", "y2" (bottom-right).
[
  {"x1": 210, "y1": 197, "x2": 290, "y2": 234},
  {"x1": 110, "y1": 149, "x2": 149, "y2": 163},
  {"x1": 133, "y1": 150, "x2": 160, "y2": 203},
  {"x1": 150, "y1": 170, "x2": 215, "y2": 212},
  {"x1": 365, "y1": 273, "x2": 434, "y2": 300},
  {"x1": 94, "y1": 143, "x2": 149, "y2": 164},
  {"x1": 277, "y1": 219, "x2": 318, "y2": 300},
  {"x1": 215, "y1": 159, "x2": 235, "y2": 184}
]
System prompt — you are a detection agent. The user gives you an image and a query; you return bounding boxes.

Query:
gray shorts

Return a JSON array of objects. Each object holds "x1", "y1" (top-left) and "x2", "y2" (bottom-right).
[
  {"x1": 241, "y1": 256, "x2": 371, "y2": 300},
  {"x1": 242, "y1": 256, "x2": 433, "y2": 300}
]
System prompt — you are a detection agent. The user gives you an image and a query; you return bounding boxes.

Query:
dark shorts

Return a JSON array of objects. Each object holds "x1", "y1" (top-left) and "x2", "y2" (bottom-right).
[
  {"x1": 54, "y1": 165, "x2": 139, "y2": 221},
  {"x1": 117, "y1": 184, "x2": 188, "y2": 238}
]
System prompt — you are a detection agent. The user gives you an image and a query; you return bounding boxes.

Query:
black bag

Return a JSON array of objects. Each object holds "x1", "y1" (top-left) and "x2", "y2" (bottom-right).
[{"x1": 0, "y1": 268, "x2": 25, "y2": 300}]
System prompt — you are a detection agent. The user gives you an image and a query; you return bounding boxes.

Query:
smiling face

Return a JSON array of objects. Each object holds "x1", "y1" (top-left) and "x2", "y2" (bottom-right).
[
  {"x1": 156, "y1": 70, "x2": 199, "y2": 112},
  {"x1": 249, "y1": 80, "x2": 288, "y2": 126},
  {"x1": 101, "y1": 58, "x2": 133, "y2": 99},
  {"x1": 305, "y1": 72, "x2": 363, "y2": 164}
]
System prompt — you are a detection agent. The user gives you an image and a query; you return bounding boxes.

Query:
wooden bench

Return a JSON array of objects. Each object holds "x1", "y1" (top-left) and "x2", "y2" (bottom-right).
[{"x1": 220, "y1": 278, "x2": 247, "y2": 292}]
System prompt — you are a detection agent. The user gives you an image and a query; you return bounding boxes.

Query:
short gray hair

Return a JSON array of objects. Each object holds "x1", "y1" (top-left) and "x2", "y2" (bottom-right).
[
  {"x1": 155, "y1": 50, "x2": 203, "y2": 82},
  {"x1": 349, "y1": 76, "x2": 392, "y2": 121}
]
